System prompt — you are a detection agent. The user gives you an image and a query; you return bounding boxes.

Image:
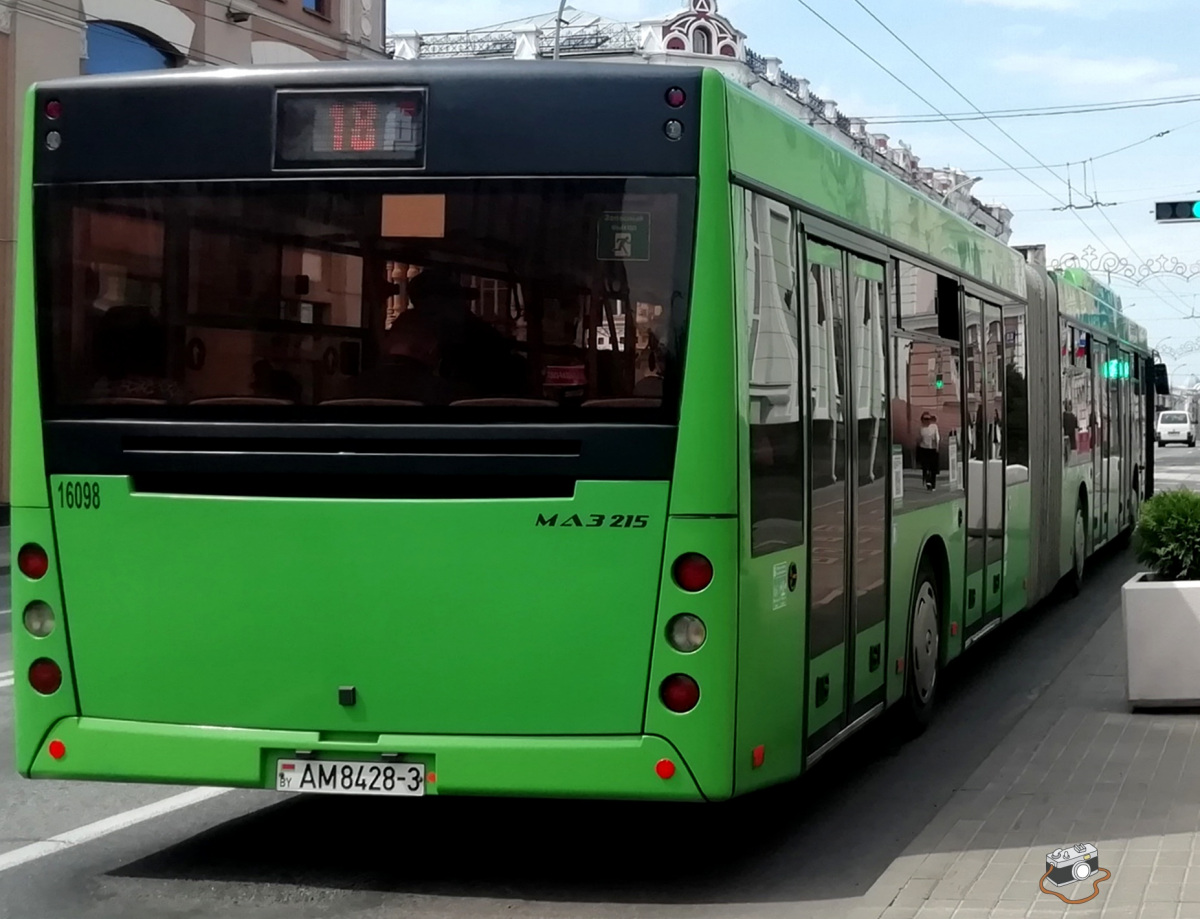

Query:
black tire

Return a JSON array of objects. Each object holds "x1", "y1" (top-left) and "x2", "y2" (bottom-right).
[
  {"x1": 900, "y1": 557, "x2": 941, "y2": 734},
  {"x1": 1067, "y1": 500, "x2": 1086, "y2": 597}
]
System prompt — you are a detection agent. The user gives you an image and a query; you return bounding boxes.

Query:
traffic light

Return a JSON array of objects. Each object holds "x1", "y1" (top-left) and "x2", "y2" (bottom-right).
[{"x1": 1156, "y1": 201, "x2": 1200, "y2": 223}]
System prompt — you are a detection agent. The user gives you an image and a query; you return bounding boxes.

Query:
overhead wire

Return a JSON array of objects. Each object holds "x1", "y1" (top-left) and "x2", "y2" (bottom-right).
[
  {"x1": 786, "y1": 0, "x2": 1076, "y2": 211},
  {"x1": 812, "y1": 0, "x2": 1200, "y2": 324},
  {"x1": 863, "y1": 94, "x2": 1200, "y2": 125},
  {"x1": 962, "y1": 117, "x2": 1200, "y2": 174}
]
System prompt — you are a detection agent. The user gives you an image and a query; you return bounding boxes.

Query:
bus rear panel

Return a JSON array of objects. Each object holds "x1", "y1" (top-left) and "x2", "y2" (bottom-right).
[{"x1": 12, "y1": 63, "x2": 742, "y2": 801}]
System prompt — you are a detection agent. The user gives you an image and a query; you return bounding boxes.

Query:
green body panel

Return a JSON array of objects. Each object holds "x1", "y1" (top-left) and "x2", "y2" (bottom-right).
[
  {"x1": 11, "y1": 89, "x2": 48, "y2": 510},
  {"x1": 963, "y1": 570, "x2": 982, "y2": 628},
  {"x1": 30, "y1": 718, "x2": 704, "y2": 800},
  {"x1": 11, "y1": 507, "x2": 79, "y2": 775},
  {"x1": 636, "y1": 72, "x2": 740, "y2": 801},
  {"x1": 730, "y1": 180, "x2": 807, "y2": 797},
  {"x1": 670, "y1": 70, "x2": 738, "y2": 518},
  {"x1": 11, "y1": 98, "x2": 65, "y2": 774},
  {"x1": 806, "y1": 646, "x2": 844, "y2": 735},
  {"x1": 51, "y1": 477, "x2": 669, "y2": 736},
  {"x1": 1003, "y1": 480, "x2": 1032, "y2": 618},
  {"x1": 732, "y1": 538, "x2": 806, "y2": 795},
  {"x1": 724, "y1": 84, "x2": 1025, "y2": 300},
  {"x1": 986, "y1": 560, "x2": 1003, "y2": 617},
  {"x1": 644, "y1": 517, "x2": 739, "y2": 801},
  {"x1": 852, "y1": 622, "x2": 886, "y2": 703}
]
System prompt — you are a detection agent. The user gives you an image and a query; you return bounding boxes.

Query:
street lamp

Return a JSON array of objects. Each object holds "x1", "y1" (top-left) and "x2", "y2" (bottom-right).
[
  {"x1": 940, "y1": 175, "x2": 981, "y2": 204},
  {"x1": 553, "y1": 0, "x2": 569, "y2": 60}
]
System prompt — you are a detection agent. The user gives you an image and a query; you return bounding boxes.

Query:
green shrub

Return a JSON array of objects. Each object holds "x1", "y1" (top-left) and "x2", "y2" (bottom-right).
[{"x1": 1134, "y1": 488, "x2": 1200, "y2": 581}]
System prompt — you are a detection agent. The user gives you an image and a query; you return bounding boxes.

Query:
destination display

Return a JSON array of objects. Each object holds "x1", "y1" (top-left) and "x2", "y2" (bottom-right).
[{"x1": 274, "y1": 90, "x2": 427, "y2": 168}]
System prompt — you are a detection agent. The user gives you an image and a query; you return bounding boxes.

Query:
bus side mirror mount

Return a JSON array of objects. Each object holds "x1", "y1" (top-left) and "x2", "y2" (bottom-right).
[{"x1": 1154, "y1": 363, "x2": 1171, "y2": 396}]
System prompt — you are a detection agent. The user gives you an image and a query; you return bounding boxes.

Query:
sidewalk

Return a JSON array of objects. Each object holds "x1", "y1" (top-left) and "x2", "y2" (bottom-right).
[{"x1": 855, "y1": 568, "x2": 1200, "y2": 919}]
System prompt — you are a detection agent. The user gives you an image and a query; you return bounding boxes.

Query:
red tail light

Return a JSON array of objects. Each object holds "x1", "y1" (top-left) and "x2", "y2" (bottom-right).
[
  {"x1": 660, "y1": 674, "x2": 700, "y2": 713},
  {"x1": 18, "y1": 544, "x2": 49, "y2": 580},
  {"x1": 672, "y1": 553, "x2": 713, "y2": 592},
  {"x1": 29, "y1": 659, "x2": 63, "y2": 695}
]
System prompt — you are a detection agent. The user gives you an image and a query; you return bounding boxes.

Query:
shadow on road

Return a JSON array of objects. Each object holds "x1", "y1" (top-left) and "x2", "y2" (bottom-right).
[{"x1": 111, "y1": 546, "x2": 1136, "y2": 905}]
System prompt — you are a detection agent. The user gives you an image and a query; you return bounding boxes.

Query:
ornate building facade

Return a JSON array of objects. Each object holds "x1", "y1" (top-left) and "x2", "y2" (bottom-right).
[{"x1": 388, "y1": 0, "x2": 1014, "y2": 244}]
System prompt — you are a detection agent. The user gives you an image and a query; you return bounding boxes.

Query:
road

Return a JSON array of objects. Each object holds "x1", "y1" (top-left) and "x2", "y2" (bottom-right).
[
  {"x1": 1153, "y1": 439, "x2": 1200, "y2": 490},
  {"x1": 0, "y1": 453, "x2": 1189, "y2": 919}
]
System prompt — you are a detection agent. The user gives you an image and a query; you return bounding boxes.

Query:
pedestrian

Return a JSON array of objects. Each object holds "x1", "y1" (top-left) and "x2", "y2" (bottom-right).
[{"x1": 918, "y1": 411, "x2": 941, "y2": 490}]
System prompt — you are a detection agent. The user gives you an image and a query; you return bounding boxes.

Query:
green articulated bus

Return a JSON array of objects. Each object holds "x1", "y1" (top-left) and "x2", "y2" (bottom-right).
[{"x1": 11, "y1": 62, "x2": 1162, "y2": 802}]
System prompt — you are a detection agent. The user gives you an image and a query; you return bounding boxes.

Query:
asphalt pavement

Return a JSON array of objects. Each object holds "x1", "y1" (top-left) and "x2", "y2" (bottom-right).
[{"x1": 0, "y1": 452, "x2": 1196, "y2": 919}]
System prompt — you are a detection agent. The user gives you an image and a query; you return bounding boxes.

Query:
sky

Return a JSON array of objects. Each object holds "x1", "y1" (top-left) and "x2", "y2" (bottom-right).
[{"x1": 385, "y1": 0, "x2": 1200, "y2": 379}]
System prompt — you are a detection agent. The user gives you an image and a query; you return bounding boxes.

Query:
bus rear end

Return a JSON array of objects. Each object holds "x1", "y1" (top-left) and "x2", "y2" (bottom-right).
[{"x1": 11, "y1": 63, "x2": 740, "y2": 801}]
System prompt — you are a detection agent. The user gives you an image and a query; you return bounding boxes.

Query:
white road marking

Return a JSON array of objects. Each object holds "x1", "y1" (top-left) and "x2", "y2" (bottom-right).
[
  {"x1": 0, "y1": 679, "x2": 12, "y2": 689},
  {"x1": 0, "y1": 671, "x2": 13, "y2": 679},
  {"x1": 0, "y1": 787, "x2": 232, "y2": 874}
]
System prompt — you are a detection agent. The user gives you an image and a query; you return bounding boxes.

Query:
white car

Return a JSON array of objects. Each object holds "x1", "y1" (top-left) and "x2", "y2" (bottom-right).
[{"x1": 1157, "y1": 411, "x2": 1195, "y2": 447}]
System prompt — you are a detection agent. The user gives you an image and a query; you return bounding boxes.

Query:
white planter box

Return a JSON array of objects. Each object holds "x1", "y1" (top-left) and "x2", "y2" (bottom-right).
[{"x1": 1123, "y1": 572, "x2": 1200, "y2": 707}]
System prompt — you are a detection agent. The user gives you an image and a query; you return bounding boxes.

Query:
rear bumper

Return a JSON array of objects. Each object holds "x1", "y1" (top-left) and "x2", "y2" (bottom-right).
[{"x1": 25, "y1": 718, "x2": 706, "y2": 802}]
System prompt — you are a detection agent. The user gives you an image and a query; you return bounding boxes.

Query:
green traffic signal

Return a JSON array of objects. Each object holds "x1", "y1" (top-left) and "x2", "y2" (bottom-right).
[
  {"x1": 1156, "y1": 200, "x2": 1200, "y2": 222},
  {"x1": 1101, "y1": 359, "x2": 1131, "y2": 380}
]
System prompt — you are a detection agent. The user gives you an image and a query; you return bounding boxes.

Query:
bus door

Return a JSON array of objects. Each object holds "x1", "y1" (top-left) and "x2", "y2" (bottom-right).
[
  {"x1": 802, "y1": 236, "x2": 890, "y2": 756},
  {"x1": 1116, "y1": 348, "x2": 1131, "y2": 532},
  {"x1": 1094, "y1": 339, "x2": 1110, "y2": 545},
  {"x1": 962, "y1": 297, "x2": 987, "y2": 633},
  {"x1": 983, "y1": 301, "x2": 1006, "y2": 623}
]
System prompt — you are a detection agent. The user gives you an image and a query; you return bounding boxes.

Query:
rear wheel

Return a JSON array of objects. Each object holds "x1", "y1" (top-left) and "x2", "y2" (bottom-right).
[
  {"x1": 902, "y1": 559, "x2": 941, "y2": 733},
  {"x1": 1067, "y1": 501, "x2": 1086, "y2": 596}
]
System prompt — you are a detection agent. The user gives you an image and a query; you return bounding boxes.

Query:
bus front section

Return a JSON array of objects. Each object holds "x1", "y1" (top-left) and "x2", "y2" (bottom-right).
[{"x1": 12, "y1": 63, "x2": 741, "y2": 802}]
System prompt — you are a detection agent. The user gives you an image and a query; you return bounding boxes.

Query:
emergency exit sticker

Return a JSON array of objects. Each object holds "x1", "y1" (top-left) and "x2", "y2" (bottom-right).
[
  {"x1": 892, "y1": 445, "x2": 904, "y2": 504},
  {"x1": 597, "y1": 212, "x2": 651, "y2": 261},
  {"x1": 772, "y1": 562, "x2": 788, "y2": 610}
]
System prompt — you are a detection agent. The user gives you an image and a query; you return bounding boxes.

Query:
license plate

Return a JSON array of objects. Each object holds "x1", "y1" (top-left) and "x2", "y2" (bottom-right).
[{"x1": 276, "y1": 759, "x2": 425, "y2": 797}]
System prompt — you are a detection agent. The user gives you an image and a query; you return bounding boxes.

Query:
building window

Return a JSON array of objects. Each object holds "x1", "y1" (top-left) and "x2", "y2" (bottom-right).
[
  {"x1": 692, "y1": 27, "x2": 711, "y2": 54},
  {"x1": 303, "y1": 0, "x2": 331, "y2": 17},
  {"x1": 84, "y1": 22, "x2": 179, "y2": 75}
]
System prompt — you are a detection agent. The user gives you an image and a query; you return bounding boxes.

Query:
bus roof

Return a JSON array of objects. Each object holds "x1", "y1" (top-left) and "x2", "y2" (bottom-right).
[
  {"x1": 1054, "y1": 266, "x2": 1149, "y2": 351},
  {"x1": 718, "y1": 73, "x2": 1028, "y2": 300}
]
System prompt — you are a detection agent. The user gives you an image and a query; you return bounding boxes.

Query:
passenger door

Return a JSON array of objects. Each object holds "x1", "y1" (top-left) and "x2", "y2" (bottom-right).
[
  {"x1": 983, "y1": 301, "x2": 1005, "y2": 624},
  {"x1": 803, "y1": 234, "x2": 890, "y2": 757},
  {"x1": 962, "y1": 297, "x2": 987, "y2": 631},
  {"x1": 1094, "y1": 339, "x2": 1110, "y2": 545},
  {"x1": 963, "y1": 296, "x2": 1004, "y2": 636}
]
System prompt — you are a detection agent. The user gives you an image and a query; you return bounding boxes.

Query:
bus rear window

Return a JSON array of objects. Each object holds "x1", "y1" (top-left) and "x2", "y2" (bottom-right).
[{"x1": 37, "y1": 179, "x2": 694, "y2": 420}]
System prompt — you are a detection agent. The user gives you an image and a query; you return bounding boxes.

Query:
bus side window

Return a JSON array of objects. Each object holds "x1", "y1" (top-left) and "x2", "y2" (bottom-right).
[
  {"x1": 744, "y1": 191, "x2": 803, "y2": 557},
  {"x1": 891, "y1": 335, "x2": 964, "y2": 510}
]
